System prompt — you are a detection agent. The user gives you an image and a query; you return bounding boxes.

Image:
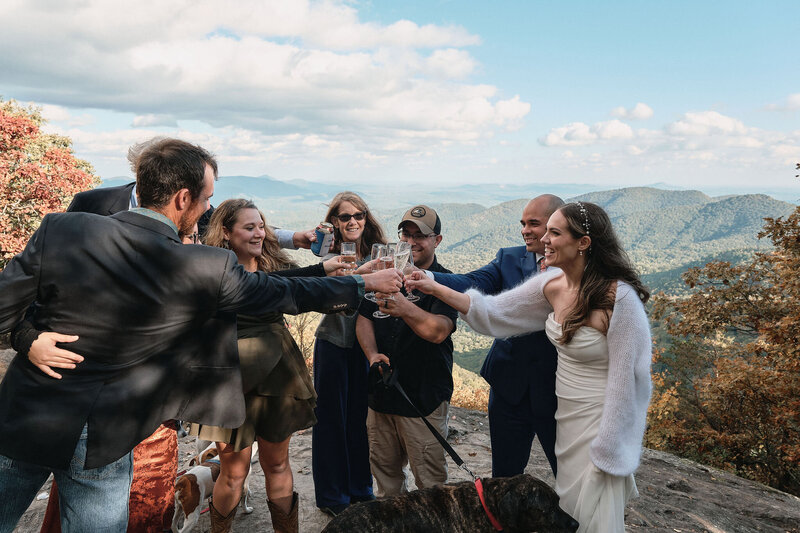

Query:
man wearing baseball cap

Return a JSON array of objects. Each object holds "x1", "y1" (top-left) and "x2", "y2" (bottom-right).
[{"x1": 356, "y1": 205, "x2": 457, "y2": 496}]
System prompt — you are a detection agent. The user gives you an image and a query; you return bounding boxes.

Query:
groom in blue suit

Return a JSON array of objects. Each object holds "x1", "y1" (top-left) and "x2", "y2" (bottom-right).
[{"x1": 427, "y1": 194, "x2": 563, "y2": 477}]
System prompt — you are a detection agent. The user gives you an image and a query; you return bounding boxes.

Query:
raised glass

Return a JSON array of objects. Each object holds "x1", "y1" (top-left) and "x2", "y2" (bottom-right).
[
  {"x1": 373, "y1": 244, "x2": 395, "y2": 319},
  {"x1": 340, "y1": 242, "x2": 357, "y2": 275},
  {"x1": 403, "y1": 250, "x2": 420, "y2": 302},
  {"x1": 365, "y1": 243, "x2": 385, "y2": 302}
]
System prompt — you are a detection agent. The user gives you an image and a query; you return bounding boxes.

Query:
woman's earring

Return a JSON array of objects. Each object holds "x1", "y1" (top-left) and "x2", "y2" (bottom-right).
[
  {"x1": 579, "y1": 250, "x2": 584, "y2": 256},
  {"x1": 222, "y1": 239, "x2": 230, "y2": 249}
]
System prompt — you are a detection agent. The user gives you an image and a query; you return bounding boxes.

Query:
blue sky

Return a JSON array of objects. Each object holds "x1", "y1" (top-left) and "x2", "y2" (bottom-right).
[{"x1": 1, "y1": 0, "x2": 798, "y2": 195}]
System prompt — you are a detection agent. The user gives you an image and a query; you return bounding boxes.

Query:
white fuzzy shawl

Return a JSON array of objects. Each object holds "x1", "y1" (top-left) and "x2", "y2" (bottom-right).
[{"x1": 462, "y1": 269, "x2": 652, "y2": 476}]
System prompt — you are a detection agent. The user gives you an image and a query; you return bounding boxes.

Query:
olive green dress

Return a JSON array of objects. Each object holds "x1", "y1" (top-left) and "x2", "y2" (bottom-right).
[{"x1": 192, "y1": 265, "x2": 321, "y2": 449}]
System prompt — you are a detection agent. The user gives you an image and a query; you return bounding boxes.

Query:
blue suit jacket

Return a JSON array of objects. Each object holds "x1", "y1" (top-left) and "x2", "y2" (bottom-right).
[{"x1": 434, "y1": 246, "x2": 557, "y2": 415}]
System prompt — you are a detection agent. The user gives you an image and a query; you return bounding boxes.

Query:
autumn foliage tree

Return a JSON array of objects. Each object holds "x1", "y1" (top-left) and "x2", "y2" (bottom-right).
[
  {"x1": 647, "y1": 172, "x2": 800, "y2": 496},
  {"x1": 0, "y1": 98, "x2": 99, "y2": 268}
]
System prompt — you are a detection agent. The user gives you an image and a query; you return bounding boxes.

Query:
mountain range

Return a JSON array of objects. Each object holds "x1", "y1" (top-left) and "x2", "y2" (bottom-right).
[{"x1": 101, "y1": 176, "x2": 796, "y2": 286}]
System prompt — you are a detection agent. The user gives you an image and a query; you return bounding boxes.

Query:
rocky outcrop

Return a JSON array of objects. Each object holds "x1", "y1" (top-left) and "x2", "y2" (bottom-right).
[{"x1": 3, "y1": 348, "x2": 798, "y2": 533}]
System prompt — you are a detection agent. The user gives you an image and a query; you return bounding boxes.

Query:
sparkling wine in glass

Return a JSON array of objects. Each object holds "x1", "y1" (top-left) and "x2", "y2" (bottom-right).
[
  {"x1": 340, "y1": 242, "x2": 357, "y2": 274},
  {"x1": 365, "y1": 244, "x2": 385, "y2": 302},
  {"x1": 393, "y1": 242, "x2": 410, "y2": 271},
  {"x1": 403, "y1": 249, "x2": 420, "y2": 302},
  {"x1": 373, "y1": 244, "x2": 395, "y2": 319}
]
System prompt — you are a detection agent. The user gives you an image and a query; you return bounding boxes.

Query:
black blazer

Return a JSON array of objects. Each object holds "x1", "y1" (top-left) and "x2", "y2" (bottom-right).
[
  {"x1": 67, "y1": 182, "x2": 135, "y2": 215},
  {"x1": 0, "y1": 211, "x2": 360, "y2": 469}
]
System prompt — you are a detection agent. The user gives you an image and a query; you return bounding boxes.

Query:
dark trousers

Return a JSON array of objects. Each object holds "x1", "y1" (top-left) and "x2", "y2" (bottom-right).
[
  {"x1": 312, "y1": 339, "x2": 373, "y2": 507},
  {"x1": 488, "y1": 387, "x2": 558, "y2": 478}
]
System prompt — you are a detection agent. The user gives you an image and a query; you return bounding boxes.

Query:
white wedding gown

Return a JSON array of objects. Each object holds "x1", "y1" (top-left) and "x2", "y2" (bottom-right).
[{"x1": 545, "y1": 313, "x2": 638, "y2": 533}]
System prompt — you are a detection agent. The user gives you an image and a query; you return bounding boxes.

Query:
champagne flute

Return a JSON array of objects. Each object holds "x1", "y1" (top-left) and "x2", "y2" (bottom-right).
[
  {"x1": 403, "y1": 250, "x2": 420, "y2": 302},
  {"x1": 393, "y1": 241, "x2": 411, "y2": 271},
  {"x1": 373, "y1": 245, "x2": 395, "y2": 319},
  {"x1": 365, "y1": 243, "x2": 384, "y2": 302},
  {"x1": 340, "y1": 242, "x2": 357, "y2": 275}
]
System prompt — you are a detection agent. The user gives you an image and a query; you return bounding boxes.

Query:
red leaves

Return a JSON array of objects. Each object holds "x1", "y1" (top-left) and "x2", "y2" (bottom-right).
[
  {"x1": 0, "y1": 99, "x2": 100, "y2": 267},
  {"x1": 0, "y1": 112, "x2": 39, "y2": 152}
]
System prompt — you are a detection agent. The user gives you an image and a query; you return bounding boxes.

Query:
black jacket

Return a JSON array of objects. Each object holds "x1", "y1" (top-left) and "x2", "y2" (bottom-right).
[
  {"x1": 67, "y1": 182, "x2": 135, "y2": 215},
  {"x1": 0, "y1": 211, "x2": 359, "y2": 469}
]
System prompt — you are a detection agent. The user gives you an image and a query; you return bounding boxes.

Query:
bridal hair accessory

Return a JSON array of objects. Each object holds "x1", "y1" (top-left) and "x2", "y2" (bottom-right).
[{"x1": 576, "y1": 202, "x2": 590, "y2": 236}]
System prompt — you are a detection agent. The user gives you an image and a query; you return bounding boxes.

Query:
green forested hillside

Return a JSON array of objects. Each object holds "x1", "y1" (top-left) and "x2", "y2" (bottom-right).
[{"x1": 573, "y1": 187, "x2": 711, "y2": 217}]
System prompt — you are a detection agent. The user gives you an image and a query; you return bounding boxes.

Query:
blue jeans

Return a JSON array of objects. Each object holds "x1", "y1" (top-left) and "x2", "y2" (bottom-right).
[{"x1": 0, "y1": 425, "x2": 133, "y2": 533}]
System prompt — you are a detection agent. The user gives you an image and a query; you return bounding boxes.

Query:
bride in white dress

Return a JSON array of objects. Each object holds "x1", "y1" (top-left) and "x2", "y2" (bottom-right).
[{"x1": 407, "y1": 201, "x2": 651, "y2": 533}]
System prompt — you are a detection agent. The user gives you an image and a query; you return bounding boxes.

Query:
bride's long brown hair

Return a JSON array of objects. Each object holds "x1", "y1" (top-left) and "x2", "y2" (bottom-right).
[{"x1": 557, "y1": 202, "x2": 649, "y2": 344}]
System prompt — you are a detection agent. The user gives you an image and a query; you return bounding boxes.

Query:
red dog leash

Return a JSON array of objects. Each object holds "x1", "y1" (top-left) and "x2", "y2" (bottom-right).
[{"x1": 475, "y1": 478, "x2": 504, "y2": 531}]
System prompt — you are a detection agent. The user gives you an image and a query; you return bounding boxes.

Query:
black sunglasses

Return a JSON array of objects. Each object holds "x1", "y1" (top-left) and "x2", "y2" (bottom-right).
[{"x1": 334, "y1": 211, "x2": 367, "y2": 222}]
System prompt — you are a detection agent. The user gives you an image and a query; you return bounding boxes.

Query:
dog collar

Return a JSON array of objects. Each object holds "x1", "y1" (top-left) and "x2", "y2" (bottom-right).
[{"x1": 475, "y1": 478, "x2": 503, "y2": 531}]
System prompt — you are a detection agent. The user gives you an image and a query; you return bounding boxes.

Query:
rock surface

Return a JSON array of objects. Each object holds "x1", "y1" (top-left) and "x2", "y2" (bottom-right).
[{"x1": 2, "y1": 348, "x2": 799, "y2": 532}]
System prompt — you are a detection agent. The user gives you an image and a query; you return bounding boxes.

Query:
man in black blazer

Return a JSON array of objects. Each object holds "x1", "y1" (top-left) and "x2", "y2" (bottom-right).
[{"x1": 0, "y1": 138, "x2": 401, "y2": 532}]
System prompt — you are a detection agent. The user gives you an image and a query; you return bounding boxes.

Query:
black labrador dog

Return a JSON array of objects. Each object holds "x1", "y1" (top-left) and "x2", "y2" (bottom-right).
[{"x1": 322, "y1": 474, "x2": 579, "y2": 533}]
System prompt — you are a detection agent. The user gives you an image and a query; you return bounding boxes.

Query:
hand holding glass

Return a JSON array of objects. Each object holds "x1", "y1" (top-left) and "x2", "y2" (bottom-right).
[
  {"x1": 373, "y1": 245, "x2": 395, "y2": 319},
  {"x1": 365, "y1": 244, "x2": 385, "y2": 302}
]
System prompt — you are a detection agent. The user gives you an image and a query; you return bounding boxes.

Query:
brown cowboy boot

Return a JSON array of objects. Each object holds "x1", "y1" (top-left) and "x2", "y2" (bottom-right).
[
  {"x1": 267, "y1": 492, "x2": 299, "y2": 533},
  {"x1": 209, "y1": 500, "x2": 238, "y2": 533}
]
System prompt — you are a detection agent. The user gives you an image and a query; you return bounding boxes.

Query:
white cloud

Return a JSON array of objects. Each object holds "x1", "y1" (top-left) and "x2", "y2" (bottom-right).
[
  {"x1": 626, "y1": 145, "x2": 644, "y2": 156},
  {"x1": 39, "y1": 104, "x2": 72, "y2": 122},
  {"x1": 539, "y1": 119, "x2": 632, "y2": 146},
  {"x1": 592, "y1": 119, "x2": 634, "y2": 140},
  {"x1": 765, "y1": 93, "x2": 800, "y2": 112},
  {"x1": 665, "y1": 111, "x2": 747, "y2": 136},
  {"x1": 540, "y1": 109, "x2": 799, "y2": 185},
  {"x1": 770, "y1": 143, "x2": 800, "y2": 164},
  {"x1": 0, "y1": 0, "x2": 515, "y2": 160},
  {"x1": 37, "y1": 103, "x2": 94, "y2": 127},
  {"x1": 610, "y1": 102, "x2": 653, "y2": 120},
  {"x1": 540, "y1": 122, "x2": 595, "y2": 146},
  {"x1": 132, "y1": 114, "x2": 178, "y2": 128},
  {"x1": 424, "y1": 48, "x2": 477, "y2": 79}
]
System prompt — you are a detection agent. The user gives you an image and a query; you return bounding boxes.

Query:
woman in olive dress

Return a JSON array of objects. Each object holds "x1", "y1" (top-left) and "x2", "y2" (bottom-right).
[{"x1": 194, "y1": 199, "x2": 344, "y2": 533}]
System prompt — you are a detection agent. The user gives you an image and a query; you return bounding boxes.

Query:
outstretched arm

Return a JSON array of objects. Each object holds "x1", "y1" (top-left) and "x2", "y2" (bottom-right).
[
  {"x1": 404, "y1": 271, "x2": 471, "y2": 314},
  {"x1": 460, "y1": 270, "x2": 558, "y2": 338},
  {"x1": 433, "y1": 249, "x2": 506, "y2": 294}
]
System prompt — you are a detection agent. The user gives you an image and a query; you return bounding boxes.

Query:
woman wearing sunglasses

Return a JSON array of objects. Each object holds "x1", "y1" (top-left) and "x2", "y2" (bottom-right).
[{"x1": 312, "y1": 191, "x2": 387, "y2": 516}]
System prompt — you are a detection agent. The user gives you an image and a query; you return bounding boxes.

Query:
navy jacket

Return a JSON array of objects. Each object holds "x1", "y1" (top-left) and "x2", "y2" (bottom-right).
[{"x1": 433, "y1": 246, "x2": 557, "y2": 415}]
